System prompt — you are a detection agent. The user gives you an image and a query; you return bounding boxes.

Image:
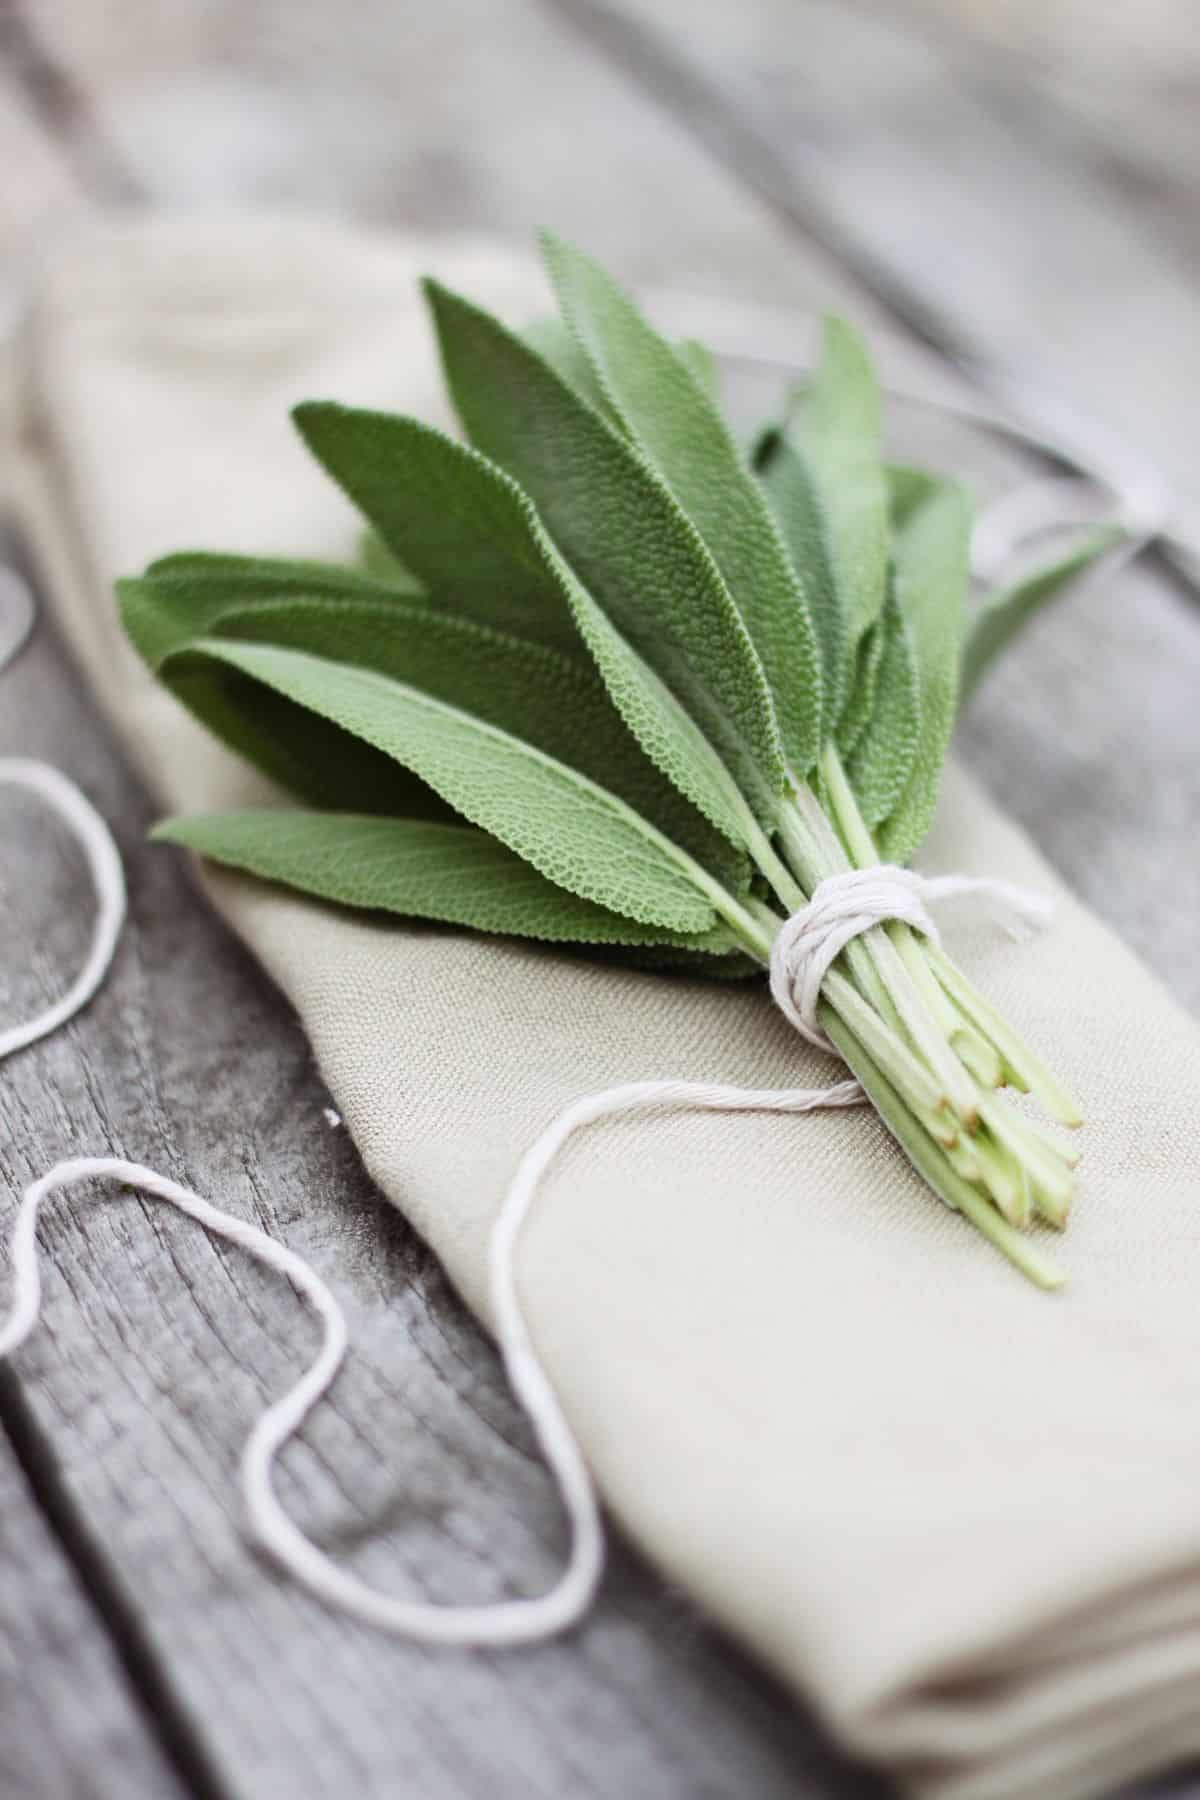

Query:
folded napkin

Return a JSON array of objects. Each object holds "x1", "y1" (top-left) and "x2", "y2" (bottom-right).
[{"x1": 11, "y1": 216, "x2": 1200, "y2": 1800}]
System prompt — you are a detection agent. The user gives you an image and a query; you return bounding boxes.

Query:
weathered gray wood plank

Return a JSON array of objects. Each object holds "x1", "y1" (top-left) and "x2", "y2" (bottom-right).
[
  {"x1": 556, "y1": 0, "x2": 1200, "y2": 560},
  {"x1": 889, "y1": 0, "x2": 1200, "y2": 267},
  {"x1": 0, "y1": 1399, "x2": 188, "y2": 1800},
  {"x1": 0, "y1": 59, "x2": 201, "y2": 1800}
]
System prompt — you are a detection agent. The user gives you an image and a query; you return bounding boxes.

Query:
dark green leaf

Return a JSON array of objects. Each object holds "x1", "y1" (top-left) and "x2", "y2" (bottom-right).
[
  {"x1": 790, "y1": 317, "x2": 889, "y2": 718},
  {"x1": 166, "y1": 638, "x2": 723, "y2": 932},
  {"x1": 294, "y1": 404, "x2": 766, "y2": 856},
  {"x1": 155, "y1": 809, "x2": 742, "y2": 955},
  {"x1": 846, "y1": 578, "x2": 921, "y2": 829},
  {"x1": 192, "y1": 591, "x2": 748, "y2": 888},
  {"x1": 877, "y1": 471, "x2": 973, "y2": 863},
  {"x1": 542, "y1": 234, "x2": 823, "y2": 773},
  {"x1": 424, "y1": 276, "x2": 786, "y2": 813}
]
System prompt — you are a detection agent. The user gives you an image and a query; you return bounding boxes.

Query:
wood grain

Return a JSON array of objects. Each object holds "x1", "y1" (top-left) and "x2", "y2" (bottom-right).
[
  {"x1": 0, "y1": 1389, "x2": 188, "y2": 1800},
  {"x1": 558, "y1": 0, "x2": 1200, "y2": 562}
]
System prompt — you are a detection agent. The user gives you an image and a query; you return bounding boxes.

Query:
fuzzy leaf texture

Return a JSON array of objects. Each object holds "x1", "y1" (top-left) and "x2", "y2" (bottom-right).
[
  {"x1": 423, "y1": 276, "x2": 787, "y2": 816},
  {"x1": 542, "y1": 232, "x2": 824, "y2": 776},
  {"x1": 789, "y1": 317, "x2": 890, "y2": 722},
  {"x1": 165, "y1": 638, "x2": 722, "y2": 932},
  {"x1": 154, "y1": 811, "x2": 741, "y2": 957},
  {"x1": 876, "y1": 469, "x2": 973, "y2": 864},
  {"x1": 294, "y1": 402, "x2": 765, "y2": 860}
]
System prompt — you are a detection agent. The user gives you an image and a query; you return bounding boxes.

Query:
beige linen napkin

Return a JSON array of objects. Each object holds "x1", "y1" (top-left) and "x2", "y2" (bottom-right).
[{"x1": 10, "y1": 216, "x2": 1200, "y2": 1800}]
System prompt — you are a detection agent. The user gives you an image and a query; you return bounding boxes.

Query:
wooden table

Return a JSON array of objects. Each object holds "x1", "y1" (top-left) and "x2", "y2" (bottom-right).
[{"x1": 1, "y1": 4, "x2": 1198, "y2": 1795}]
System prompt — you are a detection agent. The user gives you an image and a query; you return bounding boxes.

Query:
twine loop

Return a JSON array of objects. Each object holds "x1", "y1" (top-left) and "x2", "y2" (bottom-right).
[{"x1": 768, "y1": 865, "x2": 1053, "y2": 1054}]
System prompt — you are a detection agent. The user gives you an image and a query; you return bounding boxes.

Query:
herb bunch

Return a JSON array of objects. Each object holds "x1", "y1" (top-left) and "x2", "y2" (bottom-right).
[{"x1": 120, "y1": 235, "x2": 1117, "y2": 1287}]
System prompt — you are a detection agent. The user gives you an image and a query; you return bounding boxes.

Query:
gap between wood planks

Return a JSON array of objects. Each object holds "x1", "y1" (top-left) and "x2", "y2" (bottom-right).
[
  {"x1": 0, "y1": 22, "x2": 215, "y2": 1792},
  {"x1": 0, "y1": 1365, "x2": 233, "y2": 1800},
  {"x1": 547, "y1": 0, "x2": 1200, "y2": 586}
]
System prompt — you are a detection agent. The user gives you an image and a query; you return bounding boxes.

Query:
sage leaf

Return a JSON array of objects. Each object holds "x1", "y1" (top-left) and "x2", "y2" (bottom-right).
[
  {"x1": 520, "y1": 316, "x2": 614, "y2": 418},
  {"x1": 673, "y1": 338, "x2": 718, "y2": 401},
  {"x1": 154, "y1": 809, "x2": 741, "y2": 956},
  {"x1": 294, "y1": 403, "x2": 766, "y2": 855},
  {"x1": 166, "y1": 638, "x2": 722, "y2": 932},
  {"x1": 961, "y1": 526, "x2": 1125, "y2": 701},
  {"x1": 837, "y1": 614, "x2": 886, "y2": 758},
  {"x1": 877, "y1": 470, "x2": 973, "y2": 863},
  {"x1": 542, "y1": 233, "x2": 823, "y2": 775},
  {"x1": 846, "y1": 580, "x2": 921, "y2": 828},
  {"x1": 754, "y1": 427, "x2": 844, "y2": 742},
  {"x1": 188, "y1": 590, "x2": 749, "y2": 889},
  {"x1": 121, "y1": 575, "x2": 446, "y2": 819},
  {"x1": 791, "y1": 317, "x2": 889, "y2": 719},
  {"x1": 424, "y1": 276, "x2": 786, "y2": 811},
  {"x1": 293, "y1": 404, "x2": 581, "y2": 654},
  {"x1": 146, "y1": 550, "x2": 423, "y2": 596},
  {"x1": 121, "y1": 557, "x2": 418, "y2": 668}
]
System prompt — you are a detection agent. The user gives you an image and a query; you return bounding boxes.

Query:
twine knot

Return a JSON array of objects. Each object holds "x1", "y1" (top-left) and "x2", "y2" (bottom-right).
[{"x1": 769, "y1": 865, "x2": 1054, "y2": 1054}]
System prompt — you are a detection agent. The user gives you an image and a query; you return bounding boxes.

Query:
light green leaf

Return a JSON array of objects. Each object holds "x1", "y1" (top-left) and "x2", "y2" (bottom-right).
[
  {"x1": 837, "y1": 614, "x2": 885, "y2": 758},
  {"x1": 120, "y1": 558, "x2": 417, "y2": 669},
  {"x1": 961, "y1": 526, "x2": 1125, "y2": 700},
  {"x1": 146, "y1": 550, "x2": 423, "y2": 596},
  {"x1": 754, "y1": 427, "x2": 844, "y2": 739},
  {"x1": 359, "y1": 530, "x2": 420, "y2": 585},
  {"x1": 166, "y1": 638, "x2": 722, "y2": 933},
  {"x1": 294, "y1": 403, "x2": 765, "y2": 855},
  {"x1": 520, "y1": 316, "x2": 615, "y2": 418},
  {"x1": 120, "y1": 575, "x2": 446, "y2": 819},
  {"x1": 190, "y1": 591, "x2": 749, "y2": 888},
  {"x1": 847, "y1": 579, "x2": 921, "y2": 828},
  {"x1": 294, "y1": 404, "x2": 581, "y2": 655},
  {"x1": 791, "y1": 317, "x2": 889, "y2": 718},
  {"x1": 673, "y1": 338, "x2": 718, "y2": 401},
  {"x1": 542, "y1": 233, "x2": 823, "y2": 774},
  {"x1": 154, "y1": 810, "x2": 741, "y2": 956},
  {"x1": 424, "y1": 276, "x2": 786, "y2": 812},
  {"x1": 877, "y1": 471, "x2": 973, "y2": 863}
]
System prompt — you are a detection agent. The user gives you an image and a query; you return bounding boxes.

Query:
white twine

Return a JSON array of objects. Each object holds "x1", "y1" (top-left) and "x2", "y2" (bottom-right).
[
  {"x1": 770, "y1": 866, "x2": 1053, "y2": 1053},
  {"x1": 0, "y1": 759, "x2": 126, "y2": 1059}
]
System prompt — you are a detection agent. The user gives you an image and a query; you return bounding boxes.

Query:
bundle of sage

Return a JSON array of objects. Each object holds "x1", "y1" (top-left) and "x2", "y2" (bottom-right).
[{"x1": 119, "y1": 235, "x2": 1117, "y2": 1287}]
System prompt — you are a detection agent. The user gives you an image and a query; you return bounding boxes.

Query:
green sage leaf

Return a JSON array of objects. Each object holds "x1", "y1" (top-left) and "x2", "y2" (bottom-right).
[
  {"x1": 542, "y1": 233, "x2": 823, "y2": 774},
  {"x1": 961, "y1": 526, "x2": 1125, "y2": 700},
  {"x1": 754, "y1": 427, "x2": 844, "y2": 741},
  {"x1": 294, "y1": 404, "x2": 766, "y2": 856},
  {"x1": 166, "y1": 638, "x2": 721, "y2": 933},
  {"x1": 154, "y1": 809, "x2": 741, "y2": 955},
  {"x1": 837, "y1": 613, "x2": 886, "y2": 758},
  {"x1": 185, "y1": 590, "x2": 748, "y2": 888},
  {"x1": 846, "y1": 578, "x2": 921, "y2": 829},
  {"x1": 424, "y1": 276, "x2": 786, "y2": 812},
  {"x1": 877, "y1": 470, "x2": 973, "y2": 863},
  {"x1": 673, "y1": 338, "x2": 718, "y2": 401},
  {"x1": 120, "y1": 574, "x2": 447, "y2": 819},
  {"x1": 790, "y1": 317, "x2": 889, "y2": 719}
]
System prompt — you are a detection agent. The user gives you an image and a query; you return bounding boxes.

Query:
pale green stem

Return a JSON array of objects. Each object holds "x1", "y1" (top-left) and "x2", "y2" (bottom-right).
[
  {"x1": 821, "y1": 1008, "x2": 1065, "y2": 1290},
  {"x1": 823, "y1": 970, "x2": 946, "y2": 1115},
  {"x1": 977, "y1": 1096, "x2": 1073, "y2": 1223},
  {"x1": 970, "y1": 1129, "x2": 1029, "y2": 1228},
  {"x1": 808, "y1": 753, "x2": 982, "y2": 1124},
  {"x1": 927, "y1": 945, "x2": 1083, "y2": 1128}
]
